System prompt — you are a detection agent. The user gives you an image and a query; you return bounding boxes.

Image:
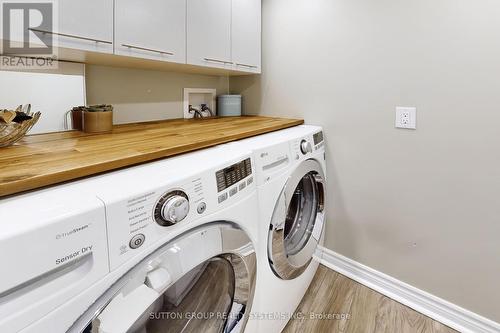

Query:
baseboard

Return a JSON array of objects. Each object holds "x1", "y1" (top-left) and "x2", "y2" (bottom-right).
[{"x1": 320, "y1": 247, "x2": 500, "y2": 333}]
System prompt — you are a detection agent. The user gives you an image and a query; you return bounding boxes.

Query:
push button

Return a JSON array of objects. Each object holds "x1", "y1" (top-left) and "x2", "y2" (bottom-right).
[
  {"x1": 247, "y1": 177, "x2": 254, "y2": 185},
  {"x1": 229, "y1": 187, "x2": 238, "y2": 197},
  {"x1": 197, "y1": 202, "x2": 207, "y2": 214},
  {"x1": 129, "y1": 234, "x2": 145, "y2": 249},
  {"x1": 239, "y1": 182, "x2": 246, "y2": 191},
  {"x1": 218, "y1": 192, "x2": 228, "y2": 203}
]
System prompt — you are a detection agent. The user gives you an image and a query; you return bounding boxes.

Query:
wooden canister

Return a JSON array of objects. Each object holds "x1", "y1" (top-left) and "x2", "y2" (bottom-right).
[{"x1": 83, "y1": 111, "x2": 113, "y2": 133}]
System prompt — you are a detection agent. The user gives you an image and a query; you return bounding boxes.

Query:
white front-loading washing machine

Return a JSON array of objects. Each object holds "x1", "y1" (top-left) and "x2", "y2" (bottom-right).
[
  {"x1": 235, "y1": 125, "x2": 327, "y2": 333},
  {"x1": 71, "y1": 222, "x2": 255, "y2": 333},
  {"x1": 0, "y1": 144, "x2": 261, "y2": 333}
]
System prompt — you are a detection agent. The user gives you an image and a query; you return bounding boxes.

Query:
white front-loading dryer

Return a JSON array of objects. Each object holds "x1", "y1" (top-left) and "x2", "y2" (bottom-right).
[
  {"x1": 0, "y1": 187, "x2": 109, "y2": 333},
  {"x1": 3, "y1": 144, "x2": 261, "y2": 333},
  {"x1": 234, "y1": 125, "x2": 327, "y2": 333}
]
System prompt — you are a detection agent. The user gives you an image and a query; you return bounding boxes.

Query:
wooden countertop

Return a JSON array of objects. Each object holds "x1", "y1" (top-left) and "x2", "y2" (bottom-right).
[{"x1": 0, "y1": 116, "x2": 303, "y2": 197}]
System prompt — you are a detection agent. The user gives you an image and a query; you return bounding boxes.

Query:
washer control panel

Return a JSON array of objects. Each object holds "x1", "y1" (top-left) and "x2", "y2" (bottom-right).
[
  {"x1": 216, "y1": 158, "x2": 252, "y2": 192},
  {"x1": 154, "y1": 190, "x2": 189, "y2": 226},
  {"x1": 129, "y1": 233, "x2": 145, "y2": 249},
  {"x1": 102, "y1": 176, "x2": 206, "y2": 270},
  {"x1": 100, "y1": 152, "x2": 256, "y2": 270},
  {"x1": 215, "y1": 158, "x2": 253, "y2": 205}
]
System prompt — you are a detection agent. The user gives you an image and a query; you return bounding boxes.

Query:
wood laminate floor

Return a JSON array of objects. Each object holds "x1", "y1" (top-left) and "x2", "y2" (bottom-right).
[{"x1": 283, "y1": 265, "x2": 457, "y2": 333}]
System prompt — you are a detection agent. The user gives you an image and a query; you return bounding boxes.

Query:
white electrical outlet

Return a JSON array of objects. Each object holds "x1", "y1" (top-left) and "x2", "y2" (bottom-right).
[{"x1": 395, "y1": 107, "x2": 416, "y2": 129}]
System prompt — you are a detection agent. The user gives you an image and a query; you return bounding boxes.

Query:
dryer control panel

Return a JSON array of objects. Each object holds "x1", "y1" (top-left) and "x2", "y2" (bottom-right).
[
  {"x1": 313, "y1": 130, "x2": 324, "y2": 147},
  {"x1": 291, "y1": 130, "x2": 325, "y2": 161}
]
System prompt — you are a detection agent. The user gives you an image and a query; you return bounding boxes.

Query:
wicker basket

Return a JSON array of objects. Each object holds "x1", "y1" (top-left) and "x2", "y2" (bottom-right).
[{"x1": 0, "y1": 112, "x2": 41, "y2": 147}]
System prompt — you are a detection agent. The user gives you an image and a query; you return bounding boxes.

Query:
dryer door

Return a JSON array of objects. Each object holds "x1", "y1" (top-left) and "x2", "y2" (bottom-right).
[
  {"x1": 268, "y1": 159, "x2": 326, "y2": 280},
  {"x1": 70, "y1": 223, "x2": 256, "y2": 333}
]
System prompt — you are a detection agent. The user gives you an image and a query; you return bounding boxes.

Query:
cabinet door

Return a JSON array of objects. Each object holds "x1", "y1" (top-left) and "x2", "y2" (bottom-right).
[
  {"x1": 187, "y1": 0, "x2": 232, "y2": 69},
  {"x1": 232, "y1": 0, "x2": 261, "y2": 73},
  {"x1": 115, "y1": 0, "x2": 186, "y2": 64},
  {"x1": 57, "y1": 0, "x2": 113, "y2": 53}
]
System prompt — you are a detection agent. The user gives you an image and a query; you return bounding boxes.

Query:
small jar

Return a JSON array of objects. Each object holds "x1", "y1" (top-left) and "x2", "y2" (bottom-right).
[
  {"x1": 217, "y1": 95, "x2": 242, "y2": 116},
  {"x1": 83, "y1": 110, "x2": 113, "y2": 133}
]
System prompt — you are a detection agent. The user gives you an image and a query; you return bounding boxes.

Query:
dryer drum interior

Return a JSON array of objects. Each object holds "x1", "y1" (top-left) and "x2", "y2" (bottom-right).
[
  {"x1": 269, "y1": 159, "x2": 326, "y2": 280},
  {"x1": 284, "y1": 172, "x2": 319, "y2": 255},
  {"x1": 71, "y1": 223, "x2": 256, "y2": 333}
]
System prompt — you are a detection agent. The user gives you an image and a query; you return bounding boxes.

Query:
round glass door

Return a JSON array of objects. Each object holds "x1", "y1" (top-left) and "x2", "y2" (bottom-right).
[
  {"x1": 70, "y1": 224, "x2": 256, "y2": 333},
  {"x1": 268, "y1": 159, "x2": 325, "y2": 280},
  {"x1": 147, "y1": 258, "x2": 235, "y2": 333}
]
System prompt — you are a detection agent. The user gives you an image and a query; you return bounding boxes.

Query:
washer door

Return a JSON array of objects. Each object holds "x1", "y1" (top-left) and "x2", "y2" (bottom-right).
[
  {"x1": 70, "y1": 223, "x2": 256, "y2": 333},
  {"x1": 268, "y1": 159, "x2": 325, "y2": 280}
]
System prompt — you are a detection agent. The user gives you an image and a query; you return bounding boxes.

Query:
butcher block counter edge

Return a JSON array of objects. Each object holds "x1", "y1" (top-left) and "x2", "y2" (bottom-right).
[{"x1": 0, "y1": 116, "x2": 304, "y2": 198}]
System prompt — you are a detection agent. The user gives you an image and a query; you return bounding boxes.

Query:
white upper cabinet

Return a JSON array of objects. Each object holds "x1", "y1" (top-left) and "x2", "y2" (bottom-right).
[
  {"x1": 115, "y1": 0, "x2": 186, "y2": 64},
  {"x1": 57, "y1": 0, "x2": 113, "y2": 53},
  {"x1": 12, "y1": 0, "x2": 261, "y2": 74},
  {"x1": 187, "y1": 0, "x2": 232, "y2": 69},
  {"x1": 232, "y1": 0, "x2": 261, "y2": 73}
]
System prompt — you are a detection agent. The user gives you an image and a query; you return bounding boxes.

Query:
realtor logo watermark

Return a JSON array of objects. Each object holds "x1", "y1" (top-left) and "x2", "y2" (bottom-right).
[{"x1": 1, "y1": 0, "x2": 58, "y2": 69}]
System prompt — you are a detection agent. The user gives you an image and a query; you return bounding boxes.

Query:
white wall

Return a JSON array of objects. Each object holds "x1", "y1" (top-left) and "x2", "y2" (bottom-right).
[
  {"x1": 86, "y1": 65, "x2": 228, "y2": 124},
  {"x1": 0, "y1": 62, "x2": 85, "y2": 134},
  {"x1": 231, "y1": 0, "x2": 500, "y2": 323},
  {"x1": 0, "y1": 64, "x2": 227, "y2": 134}
]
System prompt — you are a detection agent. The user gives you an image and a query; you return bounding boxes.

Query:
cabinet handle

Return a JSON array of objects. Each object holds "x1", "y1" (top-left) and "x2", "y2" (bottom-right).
[
  {"x1": 122, "y1": 44, "x2": 174, "y2": 55},
  {"x1": 28, "y1": 28, "x2": 112, "y2": 44},
  {"x1": 235, "y1": 63, "x2": 258, "y2": 69},
  {"x1": 203, "y1": 57, "x2": 233, "y2": 64}
]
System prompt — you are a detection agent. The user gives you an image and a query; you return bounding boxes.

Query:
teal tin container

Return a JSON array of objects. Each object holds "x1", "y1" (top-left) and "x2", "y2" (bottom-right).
[{"x1": 217, "y1": 95, "x2": 242, "y2": 116}]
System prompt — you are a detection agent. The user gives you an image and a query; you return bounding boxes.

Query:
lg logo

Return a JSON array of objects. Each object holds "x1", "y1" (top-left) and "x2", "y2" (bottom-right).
[{"x1": 1, "y1": 1, "x2": 54, "y2": 55}]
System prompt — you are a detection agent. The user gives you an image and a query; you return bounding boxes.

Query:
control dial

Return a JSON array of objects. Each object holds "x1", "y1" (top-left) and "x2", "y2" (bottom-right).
[
  {"x1": 300, "y1": 139, "x2": 313, "y2": 155},
  {"x1": 154, "y1": 191, "x2": 189, "y2": 226}
]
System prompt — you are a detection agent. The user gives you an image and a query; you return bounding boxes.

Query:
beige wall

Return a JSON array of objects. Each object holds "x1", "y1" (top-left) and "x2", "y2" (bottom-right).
[
  {"x1": 86, "y1": 65, "x2": 228, "y2": 124},
  {"x1": 231, "y1": 0, "x2": 500, "y2": 322}
]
